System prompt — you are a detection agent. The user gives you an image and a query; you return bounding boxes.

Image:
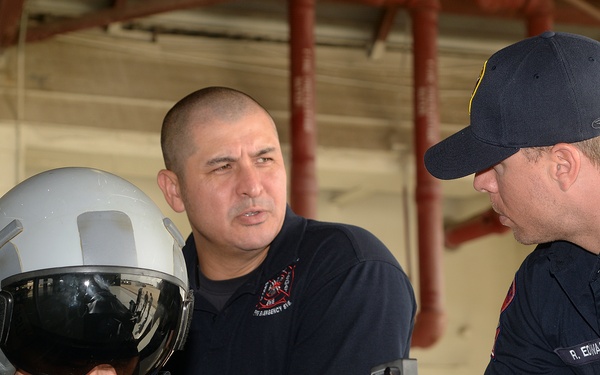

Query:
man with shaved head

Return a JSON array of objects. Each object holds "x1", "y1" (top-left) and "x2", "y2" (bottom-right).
[{"x1": 157, "y1": 87, "x2": 416, "y2": 375}]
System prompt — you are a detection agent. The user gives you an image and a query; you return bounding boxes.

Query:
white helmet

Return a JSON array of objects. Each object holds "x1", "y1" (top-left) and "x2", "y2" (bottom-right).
[{"x1": 0, "y1": 167, "x2": 193, "y2": 375}]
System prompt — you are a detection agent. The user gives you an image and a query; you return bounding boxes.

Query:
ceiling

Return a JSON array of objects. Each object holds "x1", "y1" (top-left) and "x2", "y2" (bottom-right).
[
  {"x1": 2, "y1": 0, "x2": 600, "y2": 209},
  {"x1": 3, "y1": 0, "x2": 600, "y2": 51}
]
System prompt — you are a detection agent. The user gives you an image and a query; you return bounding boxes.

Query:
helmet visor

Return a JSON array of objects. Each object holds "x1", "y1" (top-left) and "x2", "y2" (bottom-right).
[{"x1": 0, "y1": 266, "x2": 192, "y2": 375}]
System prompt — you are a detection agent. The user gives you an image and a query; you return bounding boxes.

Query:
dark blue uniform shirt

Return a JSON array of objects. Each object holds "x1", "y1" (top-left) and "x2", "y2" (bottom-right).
[
  {"x1": 486, "y1": 241, "x2": 600, "y2": 374},
  {"x1": 165, "y1": 206, "x2": 416, "y2": 374}
]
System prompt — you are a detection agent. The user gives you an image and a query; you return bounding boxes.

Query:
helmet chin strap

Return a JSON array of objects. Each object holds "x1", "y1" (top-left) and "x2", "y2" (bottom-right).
[
  {"x1": 0, "y1": 291, "x2": 12, "y2": 345},
  {"x1": 174, "y1": 289, "x2": 194, "y2": 351},
  {"x1": 0, "y1": 220, "x2": 19, "y2": 352},
  {"x1": 0, "y1": 292, "x2": 14, "y2": 375},
  {"x1": 0, "y1": 349, "x2": 16, "y2": 375}
]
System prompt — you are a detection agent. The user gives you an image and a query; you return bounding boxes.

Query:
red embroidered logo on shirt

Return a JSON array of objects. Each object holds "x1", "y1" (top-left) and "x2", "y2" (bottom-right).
[
  {"x1": 253, "y1": 264, "x2": 295, "y2": 317},
  {"x1": 491, "y1": 278, "x2": 516, "y2": 359},
  {"x1": 500, "y1": 278, "x2": 516, "y2": 313}
]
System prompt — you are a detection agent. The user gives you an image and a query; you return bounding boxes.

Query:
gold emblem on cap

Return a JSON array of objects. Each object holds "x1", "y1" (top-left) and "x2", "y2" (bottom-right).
[{"x1": 469, "y1": 60, "x2": 487, "y2": 115}]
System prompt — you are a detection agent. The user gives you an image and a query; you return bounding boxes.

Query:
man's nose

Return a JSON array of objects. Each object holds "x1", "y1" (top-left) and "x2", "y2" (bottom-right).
[
  {"x1": 237, "y1": 166, "x2": 262, "y2": 197},
  {"x1": 473, "y1": 169, "x2": 496, "y2": 193}
]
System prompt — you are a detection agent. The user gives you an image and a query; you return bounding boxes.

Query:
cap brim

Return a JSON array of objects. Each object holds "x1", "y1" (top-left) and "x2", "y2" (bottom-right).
[{"x1": 424, "y1": 127, "x2": 519, "y2": 180}]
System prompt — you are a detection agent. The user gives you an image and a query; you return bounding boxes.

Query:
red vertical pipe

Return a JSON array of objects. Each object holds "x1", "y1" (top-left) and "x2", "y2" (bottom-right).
[
  {"x1": 443, "y1": 0, "x2": 553, "y2": 250},
  {"x1": 524, "y1": 0, "x2": 554, "y2": 36},
  {"x1": 409, "y1": 0, "x2": 446, "y2": 348},
  {"x1": 289, "y1": 0, "x2": 318, "y2": 219},
  {"x1": 0, "y1": 0, "x2": 25, "y2": 49}
]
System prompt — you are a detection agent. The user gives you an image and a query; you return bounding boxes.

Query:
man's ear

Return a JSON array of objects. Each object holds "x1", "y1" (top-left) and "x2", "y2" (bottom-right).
[
  {"x1": 157, "y1": 169, "x2": 186, "y2": 213},
  {"x1": 551, "y1": 143, "x2": 581, "y2": 192}
]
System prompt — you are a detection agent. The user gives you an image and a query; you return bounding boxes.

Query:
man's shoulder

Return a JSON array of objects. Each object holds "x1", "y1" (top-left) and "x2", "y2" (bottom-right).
[
  {"x1": 523, "y1": 241, "x2": 593, "y2": 268},
  {"x1": 301, "y1": 219, "x2": 399, "y2": 266},
  {"x1": 305, "y1": 219, "x2": 374, "y2": 240}
]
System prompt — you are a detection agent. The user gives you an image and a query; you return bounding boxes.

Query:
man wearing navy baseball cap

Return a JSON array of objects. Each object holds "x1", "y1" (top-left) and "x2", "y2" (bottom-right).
[{"x1": 425, "y1": 31, "x2": 600, "y2": 374}]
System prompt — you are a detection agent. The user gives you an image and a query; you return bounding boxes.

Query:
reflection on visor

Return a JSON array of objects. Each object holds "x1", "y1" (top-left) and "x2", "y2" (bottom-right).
[{"x1": 0, "y1": 267, "x2": 192, "y2": 375}]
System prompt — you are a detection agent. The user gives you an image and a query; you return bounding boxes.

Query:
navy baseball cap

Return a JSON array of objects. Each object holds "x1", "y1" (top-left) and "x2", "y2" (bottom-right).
[{"x1": 424, "y1": 31, "x2": 600, "y2": 180}]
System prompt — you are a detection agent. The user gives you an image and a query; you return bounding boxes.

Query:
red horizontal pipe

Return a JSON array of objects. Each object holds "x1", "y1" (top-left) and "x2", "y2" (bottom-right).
[
  {"x1": 332, "y1": 0, "x2": 409, "y2": 6},
  {"x1": 444, "y1": 208, "x2": 510, "y2": 249},
  {"x1": 475, "y1": 0, "x2": 527, "y2": 12},
  {"x1": 475, "y1": 0, "x2": 554, "y2": 34}
]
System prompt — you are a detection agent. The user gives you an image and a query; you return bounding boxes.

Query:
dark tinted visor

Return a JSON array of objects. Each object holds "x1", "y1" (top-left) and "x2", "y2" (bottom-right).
[{"x1": 0, "y1": 266, "x2": 192, "y2": 375}]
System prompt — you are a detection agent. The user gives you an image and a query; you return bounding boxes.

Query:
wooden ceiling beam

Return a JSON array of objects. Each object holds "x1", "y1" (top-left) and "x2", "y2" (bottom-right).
[{"x1": 0, "y1": 0, "x2": 234, "y2": 48}]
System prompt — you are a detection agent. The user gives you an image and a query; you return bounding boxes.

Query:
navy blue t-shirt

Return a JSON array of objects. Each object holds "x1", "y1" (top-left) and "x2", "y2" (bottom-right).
[
  {"x1": 486, "y1": 241, "x2": 600, "y2": 374},
  {"x1": 164, "y1": 206, "x2": 416, "y2": 374}
]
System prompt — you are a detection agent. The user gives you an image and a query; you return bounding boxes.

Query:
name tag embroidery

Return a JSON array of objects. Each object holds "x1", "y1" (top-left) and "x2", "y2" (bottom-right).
[{"x1": 555, "y1": 339, "x2": 600, "y2": 366}]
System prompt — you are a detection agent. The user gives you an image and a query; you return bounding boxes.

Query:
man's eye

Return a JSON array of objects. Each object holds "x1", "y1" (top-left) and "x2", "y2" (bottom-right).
[
  {"x1": 214, "y1": 164, "x2": 231, "y2": 172},
  {"x1": 257, "y1": 157, "x2": 272, "y2": 164}
]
